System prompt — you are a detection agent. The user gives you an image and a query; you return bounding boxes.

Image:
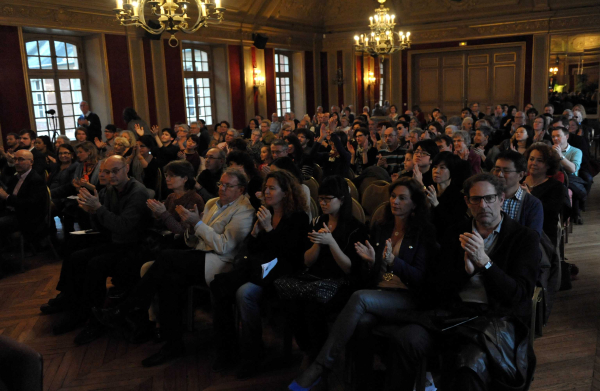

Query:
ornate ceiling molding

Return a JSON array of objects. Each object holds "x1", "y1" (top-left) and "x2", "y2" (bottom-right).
[{"x1": 0, "y1": 3, "x2": 119, "y2": 30}]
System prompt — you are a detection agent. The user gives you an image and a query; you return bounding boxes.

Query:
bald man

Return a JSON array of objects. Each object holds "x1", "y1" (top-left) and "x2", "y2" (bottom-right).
[
  {"x1": 0, "y1": 149, "x2": 47, "y2": 251},
  {"x1": 42, "y1": 155, "x2": 151, "y2": 345}
]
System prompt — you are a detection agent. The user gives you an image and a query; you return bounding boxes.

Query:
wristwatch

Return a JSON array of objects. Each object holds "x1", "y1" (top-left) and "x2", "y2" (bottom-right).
[
  {"x1": 483, "y1": 261, "x2": 493, "y2": 270},
  {"x1": 560, "y1": 155, "x2": 565, "y2": 160}
]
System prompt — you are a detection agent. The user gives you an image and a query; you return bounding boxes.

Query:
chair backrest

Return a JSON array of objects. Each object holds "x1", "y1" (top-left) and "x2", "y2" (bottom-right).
[
  {"x1": 351, "y1": 198, "x2": 366, "y2": 224},
  {"x1": 362, "y1": 182, "x2": 390, "y2": 217},
  {"x1": 346, "y1": 167, "x2": 356, "y2": 180},
  {"x1": 313, "y1": 164, "x2": 323, "y2": 184},
  {"x1": 45, "y1": 187, "x2": 53, "y2": 228},
  {"x1": 369, "y1": 201, "x2": 389, "y2": 230},
  {"x1": 346, "y1": 178, "x2": 359, "y2": 201},
  {"x1": 303, "y1": 177, "x2": 319, "y2": 204},
  {"x1": 310, "y1": 197, "x2": 319, "y2": 221},
  {"x1": 359, "y1": 178, "x2": 389, "y2": 200}
]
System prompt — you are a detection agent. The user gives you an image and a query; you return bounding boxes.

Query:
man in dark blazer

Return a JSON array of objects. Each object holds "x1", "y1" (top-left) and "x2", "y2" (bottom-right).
[
  {"x1": 0, "y1": 149, "x2": 46, "y2": 247},
  {"x1": 388, "y1": 173, "x2": 540, "y2": 391},
  {"x1": 78, "y1": 101, "x2": 102, "y2": 141}
]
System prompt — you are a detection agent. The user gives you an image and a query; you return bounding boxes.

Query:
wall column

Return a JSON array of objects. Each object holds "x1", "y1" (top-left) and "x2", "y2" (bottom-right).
[{"x1": 531, "y1": 34, "x2": 550, "y2": 110}]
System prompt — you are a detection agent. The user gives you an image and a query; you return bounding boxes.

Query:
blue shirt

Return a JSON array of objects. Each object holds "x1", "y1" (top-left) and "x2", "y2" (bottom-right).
[{"x1": 563, "y1": 144, "x2": 582, "y2": 176}]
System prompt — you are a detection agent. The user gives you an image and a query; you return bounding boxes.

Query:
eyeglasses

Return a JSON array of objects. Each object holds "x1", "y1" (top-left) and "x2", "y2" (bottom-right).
[
  {"x1": 58, "y1": 152, "x2": 72, "y2": 156},
  {"x1": 164, "y1": 173, "x2": 183, "y2": 179},
  {"x1": 491, "y1": 167, "x2": 518, "y2": 175},
  {"x1": 216, "y1": 182, "x2": 240, "y2": 190},
  {"x1": 14, "y1": 157, "x2": 32, "y2": 162},
  {"x1": 318, "y1": 196, "x2": 337, "y2": 204},
  {"x1": 413, "y1": 150, "x2": 430, "y2": 156},
  {"x1": 206, "y1": 156, "x2": 221, "y2": 160},
  {"x1": 467, "y1": 194, "x2": 499, "y2": 205},
  {"x1": 101, "y1": 165, "x2": 127, "y2": 176}
]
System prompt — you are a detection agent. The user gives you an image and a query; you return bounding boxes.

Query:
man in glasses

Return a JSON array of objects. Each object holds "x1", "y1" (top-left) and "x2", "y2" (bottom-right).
[
  {"x1": 94, "y1": 168, "x2": 254, "y2": 367},
  {"x1": 492, "y1": 151, "x2": 543, "y2": 236},
  {"x1": 43, "y1": 155, "x2": 151, "y2": 345},
  {"x1": 390, "y1": 173, "x2": 539, "y2": 390},
  {"x1": 196, "y1": 148, "x2": 226, "y2": 203},
  {"x1": 0, "y1": 149, "x2": 46, "y2": 252}
]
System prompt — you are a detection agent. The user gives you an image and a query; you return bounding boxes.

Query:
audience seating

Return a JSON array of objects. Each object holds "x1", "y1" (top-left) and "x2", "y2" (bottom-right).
[
  {"x1": 351, "y1": 198, "x2": 366, "y2": 224},
  {"x1": 369, "y1": 202, "x2": 389, "y2": 230},
  {"x1": 309, "y1": 197, "x2": 319, "y2": 220},
  {"x1": 313, "y1": 164, "x2": 323, "y2": 184},
  {"x1": 346, "y1": 178, "x2": 359, "y2": 201},
  {"x1": 362, "y1": 182, "x2": 390, "y2": 220},
  {"x1": 0, "y1": 335, "x2": 42, "y2": 391},
  {"x1": 359, "y1": 178, "x2": 389, "y2": 201},
  {"x1": 303, "y1": 177, "x2": 319, "y2": 205}
]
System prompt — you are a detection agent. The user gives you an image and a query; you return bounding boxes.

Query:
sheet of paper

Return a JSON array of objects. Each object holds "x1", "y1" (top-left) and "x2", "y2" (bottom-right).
[
  {"x1": 261, "y1": 258, "x2": 278, "y2": 279},
  {"x1": 70, "y1": 230, "x2": 100, "y2": 235}
]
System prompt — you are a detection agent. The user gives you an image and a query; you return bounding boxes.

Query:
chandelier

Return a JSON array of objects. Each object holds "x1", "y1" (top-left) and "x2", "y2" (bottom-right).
[
  {"x1": 354, "y1": 0, "x2": 410, "y2": 57},
  {"x1": 114, "y1": 0, "x2": 226, "y2": 47}
]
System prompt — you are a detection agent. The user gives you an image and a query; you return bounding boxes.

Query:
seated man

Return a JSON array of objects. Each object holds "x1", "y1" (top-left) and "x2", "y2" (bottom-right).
[
  {"x1": 41, "y1": 155, "x2": 150, "y2": 345},
  {"x1": 551, "y1": 126, "x2": 585, "y2": 223},
  {"x1": 0, "y1": 150, "x2": 46, "y2": 251},
  {"x1": 196, "y1": 147, "x2": 225, "y2": 203},
  {"x1": 492, "y1": 150, "x2": 543, "y2": 236},
  {"x1": 389, "y1": 173, "x2": 540, "y2": 390},
  {"x1": 95, "y1": 168, "x2": 254, "y2": 367}
]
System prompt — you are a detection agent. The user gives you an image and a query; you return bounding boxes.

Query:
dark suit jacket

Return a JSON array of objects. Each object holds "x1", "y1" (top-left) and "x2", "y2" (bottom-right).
[
  {"x1": 2, "y1": 170, "x2": 46, "y2": 234},
  {"x1": 79, "y1": 112, "x2": 102, "y2": 141},
  {"x1": 428, "y1": 214, "x2": 540, "y2": 323}
]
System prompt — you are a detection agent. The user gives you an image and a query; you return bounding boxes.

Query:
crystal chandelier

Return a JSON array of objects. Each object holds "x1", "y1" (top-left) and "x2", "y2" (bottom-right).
[
  {"x1": 114, "y1": 0, "x2": 226, "y2": 47},
  {"x1": 354, "y1": 0, "x2": 410, "y2": 57}
]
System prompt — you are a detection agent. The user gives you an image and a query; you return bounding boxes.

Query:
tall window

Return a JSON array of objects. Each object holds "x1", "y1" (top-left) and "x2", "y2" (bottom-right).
[
  {"x1": 25, "y1": 38, "x2": 86, "y2": 140},
  {"x1": 183, "y1": 46, "x2": 214, "y2": 126},
  {"x1": 275, "y1": 52, "x2": 293, "y2": 117}
]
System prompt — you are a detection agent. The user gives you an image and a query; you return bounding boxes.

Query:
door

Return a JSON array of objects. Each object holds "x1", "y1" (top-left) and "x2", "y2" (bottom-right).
[{"x1": 411, "y1": 45, "x2": 523, "y2": 115}]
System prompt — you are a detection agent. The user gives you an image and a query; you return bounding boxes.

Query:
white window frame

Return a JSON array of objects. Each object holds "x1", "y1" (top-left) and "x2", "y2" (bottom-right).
[
  {"x1": 182, "y1": 45, "x2": 215, "y2": 126},
  {"x1": 275, "y1": 51, "x2": 293, "y2": 117}
]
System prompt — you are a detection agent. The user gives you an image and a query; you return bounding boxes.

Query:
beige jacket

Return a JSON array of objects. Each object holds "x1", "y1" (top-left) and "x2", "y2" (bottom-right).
[{"x1": 185, "y1": 194, "x2": 255, "y2": 284}]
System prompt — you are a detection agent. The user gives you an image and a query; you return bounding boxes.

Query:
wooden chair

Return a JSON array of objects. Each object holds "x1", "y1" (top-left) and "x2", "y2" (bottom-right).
[
  {"x1": 362, "y1": 182, "x2": 390, "y2": 220},
  {"x1": 303, "y1": 177, "x2": 319, "y2": 204},
  {"x1": 346, "y1": 178, "x2": 359, "y2": 201},
  {"x1": 359, "y1": 178, "x2": 389, "y2": 201},
  {"x1": 313, "y1": 164, "x2": 323, "y2": 184},
  {"x1": 351, "y1": 199, "x2": 366, "y2": 224},
  {"x1": 346, "y1": 167, "x2": 356, "y2": 180},
  {"x1": 11, "y1": 187, "x2": 60, "y2": 272},
  {"x1": 369, "y1": 202, "x2": 389, "y2": 230},
  {"x1": 531, "y1": 286, "x2": 543, "y2": 346},
  {"x1": 309, "y1": 197, "x2": 319, "y2": 220}
]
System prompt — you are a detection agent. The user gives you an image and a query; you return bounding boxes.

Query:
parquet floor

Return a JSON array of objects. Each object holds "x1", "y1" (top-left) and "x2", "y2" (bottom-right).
[{"x1": 0, "y1": 184, "x2": 599, "y2": 391}]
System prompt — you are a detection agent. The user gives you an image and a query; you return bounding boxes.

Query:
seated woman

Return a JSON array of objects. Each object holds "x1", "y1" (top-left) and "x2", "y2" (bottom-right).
[
  {"x1": 242, "y1": 118, "x2": 260, "y2": 139},
  {"x1": 290, "y1": 178, "x2": 436, "y2": 391},
  {"x1": 452, "y1": 130, "x2": 481, "y2": 175},
  {"x1": 523, "y1": 143, "x2": 567, "y2": 246},
  {"x1": 532, "y1": 115, "x2": 552, "y2": 145},
  {"x1": 147, "y1": 160, "x2": 204, "y2": 235},
  {"x1": 135, "y1": 135, "x2": 160, "y2": 192},
  {"x1": 247, "y1": 129, "x2": 264, "y2": 161},
  {"x1": 258, "y1": 145, "x2": 273, "y2": 175},
  {"x1": 226, "y1": 150, "x2": 262, "y2": 210},
  {"x1": 184, "y1": 135, "x2": 201, "y2": 173},
  {"x1": 34, "y1": 135, "x2": 56, "y2": 173},
  {"x1": 71, "y1": 127, "x2": 88, "y2": 146},
  {"x1": 69, "y1": 141, "x2": 101, "y2": 230},
  {"x1": 504, "y1": 124, "x2": 534, "y2": 155},
  {"x1": 270, "y1": 157, "x2": 312, "y2": 220},
  {"x1": 55, "y1": 135, "x2": 71, "y2": 151},
  {"x1": 284, "y1": 175, "x2": 368, "y2": 361},
  {"x1": 48, "y1": 144, "x2": 80, "y2": 232},
  {"x1": 425, "y1": 152, "x2": 470, "y2": 242},
  {"x1": 210, "y1": 170, "x2": 309, "y2": 378},
  {"x1": 347, "y1": 128, "x2": 377, "y2": 176}
]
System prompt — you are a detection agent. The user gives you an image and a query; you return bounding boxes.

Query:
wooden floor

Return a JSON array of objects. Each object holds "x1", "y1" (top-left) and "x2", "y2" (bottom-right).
[{"x1": 1, "y1": 184, "x2": 599, "y2": 391}]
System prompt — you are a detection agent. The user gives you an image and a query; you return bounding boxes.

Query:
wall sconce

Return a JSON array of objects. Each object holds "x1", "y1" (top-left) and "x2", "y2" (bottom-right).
[
  {"x1": 549, "y1": 67, "x2": 558, "y2": 75},
  {"x1": 333, "y1": 67, "x2": 345, "y2": 86},
  {"x1": 368, "y1": 71, "x2": 376, "y2": 84},
  {"x1": 253, "y1": 68, "x2": 265, "y2": 87}
]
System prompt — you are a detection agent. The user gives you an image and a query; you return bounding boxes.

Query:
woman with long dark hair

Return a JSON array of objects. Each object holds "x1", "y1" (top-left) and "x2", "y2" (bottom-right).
[
  {"x1": 210, "y1": 170, "x2": 309, "y2": 378},
  {"x1": 242, "y1": 118, "x2": 260, "y2": 139},
  {"x1": 508, "y1": 124, "x2": 534, "y2": 154},
  {"x1": 425, "y1": 152, "x2": 470, "y2": 242},
  {"x1": 290, "y1": 178, "x2": 436, "y2": 391}
]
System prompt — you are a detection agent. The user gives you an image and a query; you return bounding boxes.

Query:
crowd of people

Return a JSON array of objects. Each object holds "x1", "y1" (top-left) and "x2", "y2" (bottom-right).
[{"x1": 0, "y1": 98, "x2": 594, "y2": 391}]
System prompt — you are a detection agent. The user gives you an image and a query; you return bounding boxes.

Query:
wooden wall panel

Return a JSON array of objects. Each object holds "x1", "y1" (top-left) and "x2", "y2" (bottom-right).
[
  {"x1": 494, "y1": 65, "x2": 517, "y2": 102},
  {"x1": 0, "y1": 26, "x2": 30, "y2": 136},
  {"x1": 163, "y1": 40, "x2": 186, "y2": 126},
  {"x1": 304, "y1": 51, "x2": 315, "y2": 118},
  {"x1": 467, "y1": 67, "x2": 489, "y2": 102},
  {"x1": 336, "y1": 50, "x2": 344, "y2": 107},
  {"x1": 264, "y1": 48, "x2": 276, "y2": 118},
  {"x1": 105, "y1": 34, "x2": 134, "y2": 128},
  {"x1": 442, "y1": 67, "x2": 463, "y2": 114},
  {"x1": 228, "y1": 45, "x2": 245, "y2": 129},
  {"x1": 320, "y1": 52, "x2": 329, "y2": 111},
  {"x1": 142, "y1": 37, "x2": 157, "y2": 127}
]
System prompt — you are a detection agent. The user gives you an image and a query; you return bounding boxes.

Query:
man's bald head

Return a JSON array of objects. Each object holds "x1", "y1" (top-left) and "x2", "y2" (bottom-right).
[
  {"x1": 14, "y1": 149, "x2": 33, "y2": 173},
  {"x1": 103, "y1": 155, "x2": 130, "y2": 189},
  {"x1": 105, "y1": 155, "x2": 127, "y2": 167}
]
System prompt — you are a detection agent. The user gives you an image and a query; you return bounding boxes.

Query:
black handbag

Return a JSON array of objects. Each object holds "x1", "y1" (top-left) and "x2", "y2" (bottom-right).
[{"x1": 273, "y1": 273, "x2": 348, "y2": 304}]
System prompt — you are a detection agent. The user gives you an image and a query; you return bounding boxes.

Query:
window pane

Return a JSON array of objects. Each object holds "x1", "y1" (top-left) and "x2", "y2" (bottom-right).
[
  {"x1": 59, "y1": 79, "x2": 70, "y2": 90},
  {"x1": 36, "y1": 119, "x2": 48, "y2": 131},
  {"x1": 63, "y1": 104, "x2": 74, "y2": 116},
  {"x1": 38, "y1": 40, "x2": 51, "y2": 56},
  {"x1": 61, "y1": 91, "x2": 72, "y2": 104},
  {"x1": 64, "y1": 116, "x2": 75, "y2": 129},
  {"x1": 68, "y1": 57, "x2": 79, "y2": 70},
  {"x1": 183, "y1": 49, "x2": 192, "y2": 61},
  {"x1": 67, "y1": 43, "x2": 77, "y2": 57},
  {"x1": 47, "y1": 92, "x2": 57, "y2": 104},
  {"x1": 70, "y1": 79, "x2": 81, "y2": 90},
  {"x1": 201, "y1": 51, "x2": 207, "y2": 62},
  {"x1": 56, "y1": 57, "x2": 68, "y2": 70},
  {"x1": 72, "y1": 104, "x2": 79, "y2": 116},
  {"x1": 40, "y1": 57, "x2": 53, "y2": 69},
  {"x1": 71, "y1": 91, "x2": 82, "y2": 103},
  {"x1": 183, "y1": 61, "x2": 193, "y2": 72},
  {"x1": 55, "y1": 41, "x2": 66, "y2": 57},
  {"x1": 26, "y1": 41, "x2": 38, "y2": 55},
  {"x1": 44, "y1": 79, "x2": 55, "y2": 91},
  {"x1": 30, "y1": 79, "x2": 42, "y2": 91},
  {"x1": 33, "y1": 105, "x2": 46, "y2": 118},
  {"x1": 27, "y1": 56, "x2": 40, "y2": 69}
]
